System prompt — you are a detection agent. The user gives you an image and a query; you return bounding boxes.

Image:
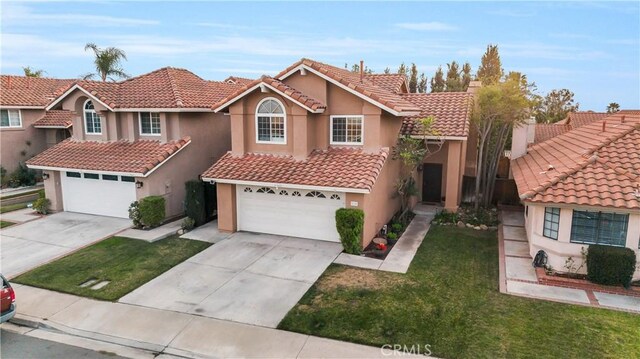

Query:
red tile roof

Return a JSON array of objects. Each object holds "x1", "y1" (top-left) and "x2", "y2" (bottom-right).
[
  {"x1": 533, "y1": 124, "x2": 572, "y2": 144},
  {"x1": 202, "y1": 147, "x2": 389, "y2": 192},
  {"x1": 511, "y1": 113, "x2": 640, "y2": 210},
  {"x1": 564, "y1": 111, "x2": 609, "y2": 128},
  {"x1": 400, "y1": 92, "x2": 473, "y2": 137},
  {"x1": 1, "y1": 76, "x2": 74, "y2": 107},
  {"x1": 224, "y1": 76, "x2": 254, "y2": 85},
  {"x1": 26, "y1": 137, "x2": 191, "y2": 175},
  {"x1": 364, "y1": 74, "x2": 408, "y2": 94},
  {"x1": 53, "y1": 67, "x2": 242, "y2": 110},
  {"x1": 214, "y1": 76, "x2": 326, "y2": 112},
  {"x1": 276, "y1": 59, "x2": 421, "y2": 115},
  {"x1": 33, "y1": 110, "x2": 73, "y2": 128}
]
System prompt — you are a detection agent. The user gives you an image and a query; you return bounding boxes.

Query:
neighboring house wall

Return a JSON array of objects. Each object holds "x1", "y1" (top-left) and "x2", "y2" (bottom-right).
[
  {"x1": 525, "y1": 203, "x2": 640, "y2": 280},
  {"x1": 0, "y1": 109, "x2": 48, "y2": 172}
]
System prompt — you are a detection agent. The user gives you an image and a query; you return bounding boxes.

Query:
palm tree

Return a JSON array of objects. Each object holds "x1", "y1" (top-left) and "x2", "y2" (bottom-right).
[
  {"x1": 23, "y1": 66, "x2": 45, "y2": 77},
  {"x1": 83, "y1": 43, "x2": 129, "y2": 81},
  {"x1": 606, "y1": 102, "x2": 620, "y2": 114}
]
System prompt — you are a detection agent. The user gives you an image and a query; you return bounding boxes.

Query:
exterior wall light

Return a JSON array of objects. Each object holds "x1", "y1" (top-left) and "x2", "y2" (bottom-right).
[{"x1": 136, "y1": 181, "x2": 144, "y2": 188}]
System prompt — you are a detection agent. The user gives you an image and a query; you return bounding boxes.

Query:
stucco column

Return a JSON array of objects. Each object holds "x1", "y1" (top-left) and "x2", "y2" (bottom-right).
[
  {"x1": 557, "y1": 208, "x2": 573, "y2": 243},
  {"x1": 444, "y1": 140, "x2": 462, "y2": 211},
  {"x1": 44, "y1": 170, "x2": 64, "y2": 212},
  {"x1": 217, "y1": 183, "x2": 237, "y2": 232},
  {"x1": 229, "y1": 101, "x2": 245, "y2": 156},
  {"x1": 292, "y1": 106, "x2": 308, "y2": 159},
  {"x1": 159, "y1": 113, "x2": 169, "y2": 143},
  {"x1": 362, "y1": 102, "x2": 381, "y2": 152}
]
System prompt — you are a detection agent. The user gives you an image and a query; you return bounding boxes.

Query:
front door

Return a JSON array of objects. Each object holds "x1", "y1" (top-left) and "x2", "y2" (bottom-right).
[{"x1": 422, "y1": 163, "x2": 443, "y2": 203}]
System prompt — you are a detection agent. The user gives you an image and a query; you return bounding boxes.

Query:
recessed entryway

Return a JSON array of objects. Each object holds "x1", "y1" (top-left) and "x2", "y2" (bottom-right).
[{"x1": 422, "y1": 163, "x2": 443, "y2": 203}]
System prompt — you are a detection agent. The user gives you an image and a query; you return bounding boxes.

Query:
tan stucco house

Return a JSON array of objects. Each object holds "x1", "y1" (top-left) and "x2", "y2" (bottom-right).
[
  {"x1": 202, "y1": 59, "x2": 476, "y2": 247},
  {"x1": 26, "y1": 68, "x2": 241, "y2": 218},
  {"x1": 511, "y1": 112, "x2": 640, "y2": 280},
  {"x1": 1, "y1": 76, "x2": 75, "y2": 173}
]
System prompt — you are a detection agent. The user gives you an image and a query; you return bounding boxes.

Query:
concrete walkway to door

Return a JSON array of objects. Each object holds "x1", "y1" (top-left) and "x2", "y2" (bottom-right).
[{"x1": 120, "y1": 232, "x2": 343, "y2": 327}]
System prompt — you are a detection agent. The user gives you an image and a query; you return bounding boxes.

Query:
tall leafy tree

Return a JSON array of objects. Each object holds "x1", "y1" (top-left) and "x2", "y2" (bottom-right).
[
  {"x1": 397, "y1": 63, "x2": 408, "y2": 80},
  {"x1": 383, "y1": 67, "x2": 391, "y2": 74},
  {"x1": 430, "y1": 66, "x2": 445, "y2": 93},
  {"x1": 22, "y1": 67, "x2": 45, "y2": 77},
  {"x1": 83, "y1": 43, "x2": 129, "y2": 82},
  {"x1": 417, "y1": 73, "x2": 427, "y2": 93},
  {"x1": 462, "y1": 62, "x2": 472, "y2": 90},
  {"x1": 346, "y1": 63, "x2": 372, "y2": 74},
  {"x1": 472, "y1": 76, "x2": 530, "y2": 209},
  {"x1": 534, "y1": 89, "x2": 579, "y2": 123},
  {"x1": 606, "y1": 102, "x2": 620, "y2": 113},
  {"x1": 445, "y1": 61, "x2": 463, "y2": 92},
  {"x1": 408, "y1": 63, "x2": 419, "y2": 93},
  {"x1": 477, "y1": 44, "x2": 503, "y2": 85}
]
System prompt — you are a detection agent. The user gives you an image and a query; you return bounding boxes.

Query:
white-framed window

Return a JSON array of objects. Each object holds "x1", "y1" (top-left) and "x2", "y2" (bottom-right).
[
  {"x1": 83, "y1": 100, "x2": 102, "y2": 134},
  {"x1": 330, "y1": 115, "x2": 363, "y2": 145},
  {"x1": 0, "y1": 109, "x2": 22, "y2": 128},
  {"x1": 256, "y1": 98, "x2": 286, "y2": 144},
  {"x1": 139, "y1": 112, "x2": 161, "y2": 135}
]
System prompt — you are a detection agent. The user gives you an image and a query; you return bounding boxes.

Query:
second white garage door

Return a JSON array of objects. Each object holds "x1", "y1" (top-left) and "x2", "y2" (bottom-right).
[
  {"x1": 60, "y1": 171, "x2": 137, "y2": 218},
  {"x1": 236, "y1": 185, "x2": 344, "y2": 242}
]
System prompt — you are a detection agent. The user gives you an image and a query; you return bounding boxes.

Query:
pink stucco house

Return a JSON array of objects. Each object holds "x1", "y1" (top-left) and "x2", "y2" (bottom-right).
[{"x1": 202, "y1": 59, "x2": 477, "y2": 248}]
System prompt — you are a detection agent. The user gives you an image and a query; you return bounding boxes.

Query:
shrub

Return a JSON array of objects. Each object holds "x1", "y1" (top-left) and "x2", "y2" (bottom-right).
[
  {"x1": 387, "y1": 232, "x2": 398, "y2": 240},
  {"x1": 391, "y1": 223, "x2": 403, "y2": 233},
  {"x1": 184, "y1": 180, "x2": 206, "y2": 226},
  {"x1": 33, "y1": 198, "x2": 50, "y2": 214},
  {"x1": 138, "y1": 196, "x2": 165, "y2": 228},
  {"x1": 335, "y1": 208, "x2": 364, "y2": 255},
  {"x1": 182, "y1": 217, "x2": 195, "y2": 231},
  {"x1": 38, "y1": 189, "x2": 45, "y2": 199},
  {"x1": 587, "y1": 245, "x2": 637, "y2": 288},
  {"x1": 8, "y1": 164, "x2": 37, "y2": 188},
  {"x1": 434, "y1": 210, "x2": 459, "y2": 224},
  {"x1": 128, "y1": 201, "x2": 142, "y2": 228},
  {"x1": 0, "y1": 166, "x2": 7, "y2": 187}
]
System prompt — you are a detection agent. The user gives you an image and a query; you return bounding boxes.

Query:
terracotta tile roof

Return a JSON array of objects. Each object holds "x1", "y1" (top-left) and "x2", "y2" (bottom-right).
[
  {"x1": 54, "y1": 67, "x2": 242, "y2": 110},
  {"x1": 224, "y1": 76, "x2": 254, "y2": 85},
  {"x1": 276, "y1": 58, "x2": 421, "y2": 115},
  {"x1": 364, "y1": 74, "x2": 408, "y2": 94},
  {"x1": 564, "y1": 111, "x2": 609, "y2": 128},
  {"x1": 533, "y1": 124, "x2": 572, "y2": 144},
  {"x1": 511, "y1": 113, "x2": 640, "y2": 209},
  {"x1": 33, "y1": 110, "x2": 73, "y2": 128},
  {"x1": 202, "y1": 147, "x2": 389, "y2": 192},
  {"x1": 213, "y1": 76, "x2": 326, "y2": 112},
  {"x1": 400, "y1": 92, "x2": 473, "y2": 137},
  {"x1": 1, "y1": 76, "x2": 75, "y2": 107},
  {"x1": 26, "y1": 137, "x2": 191, "y2": 175}
]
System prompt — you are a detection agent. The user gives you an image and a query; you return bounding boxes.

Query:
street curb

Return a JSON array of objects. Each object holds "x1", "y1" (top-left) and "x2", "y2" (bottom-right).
[{"x1": 9, "y1": 314, "x2": 42, "y2": 329}]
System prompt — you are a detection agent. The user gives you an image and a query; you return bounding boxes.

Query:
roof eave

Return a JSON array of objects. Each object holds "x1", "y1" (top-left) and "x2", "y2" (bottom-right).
[
  {"x1": 213, "y1": 81, "x2": 325, "y2": 114},
  {"x1": 200, "y1": 178, "x2": 370, "y2": 194}
]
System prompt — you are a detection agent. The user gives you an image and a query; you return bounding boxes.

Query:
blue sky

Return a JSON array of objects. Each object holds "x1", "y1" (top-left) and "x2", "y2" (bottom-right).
[{"x1": 2, "y1": 1, "x2": 638, "y2": 110}]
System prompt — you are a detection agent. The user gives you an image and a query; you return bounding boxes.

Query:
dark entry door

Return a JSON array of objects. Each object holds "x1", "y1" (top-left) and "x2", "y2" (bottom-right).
[{"x1": 422, "y1": 163, "x2": 443, "y2": 203}]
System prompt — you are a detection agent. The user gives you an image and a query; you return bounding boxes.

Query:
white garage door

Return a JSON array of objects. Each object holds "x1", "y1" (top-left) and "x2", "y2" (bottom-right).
[
  {"x1": 61, "y1": 171, "x2": 137, "y2": 218},
  {"x1": 236, "y1": 185, "x2": 344, "y2": 242}
]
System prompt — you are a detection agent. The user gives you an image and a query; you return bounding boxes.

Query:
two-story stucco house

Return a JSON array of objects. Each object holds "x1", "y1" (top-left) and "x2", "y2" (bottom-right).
[
  {"x1": 202, "y1": 59, "x2": 476, "y2": 247},
  {"x1": 511, "y1": 112, "x2": 640, "y2": 281},
  {"x1": 26, "y1": 68, "x2": 241, "y2": 218},
  {"x1": 1, "y1": 76, "x2": 75, "y2": 174}
]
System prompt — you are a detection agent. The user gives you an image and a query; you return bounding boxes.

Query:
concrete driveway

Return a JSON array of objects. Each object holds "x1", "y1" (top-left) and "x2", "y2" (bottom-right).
[
  {"x1": 120, "y1": 232, "x2": 343, "y2": 328},
  {"x1": 1, "y1": 212, "x2": 131, "y2": 278}
]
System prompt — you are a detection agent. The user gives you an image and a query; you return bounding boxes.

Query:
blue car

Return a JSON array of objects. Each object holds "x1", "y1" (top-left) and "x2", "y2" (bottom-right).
[{"x1": 1, "y1": 274, "x2": 16, "y2": 323}]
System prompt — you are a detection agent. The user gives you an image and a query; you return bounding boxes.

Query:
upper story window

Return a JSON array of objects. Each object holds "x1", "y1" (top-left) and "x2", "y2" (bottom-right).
[
  {"x1": 331, "y1": 115, "x2": 363, "y2": 145},
  {"x1": 570, "y1": 210, "x2": 628, "y2": 247},
  {"x1": 139, "y1": 112, "x2": 161, "y2": 135},
  {"x1": 256, "y1": 98, "x2": 286, "y2": 144},
  {"x1": 83, "y1": 100, "x2": 102, "y2": 134},
  {"x1": 0, "y1": 109, "x2": 22, "y2": 128}
]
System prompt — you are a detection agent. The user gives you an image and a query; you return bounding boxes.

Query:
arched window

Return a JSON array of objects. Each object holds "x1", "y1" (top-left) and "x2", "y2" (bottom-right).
[
  {"x1": 243, "y1": 187, "x2": 253, "y2": 193},
  {"x1": 330, "y1": 194, "x2": 341, "y2": 200},
  {"x1": 83, "y1": 100, "x2": 102, "y2": 134},
  {"x1": 291, "y1": 191, "x2": 301, "y2": 197},
  {"x1": 279, "y1": 190, "x2": 288, "y2": 196},
  {"x1": 256, "y1": 187, "x2": 275, "y2": 194},
  {"x1": 256, "y1": 98, "x2": 285, "y2": 144},
  {"x1": 305, "y1": 191, "x2": 326, "y2": 198}
]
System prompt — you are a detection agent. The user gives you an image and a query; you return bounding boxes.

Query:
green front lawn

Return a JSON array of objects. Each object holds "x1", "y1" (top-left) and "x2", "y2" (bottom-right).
[
  {"x1": 0, "y1": 220, "x2": 15, "y2": 228},
  {"x1": 279, "y1": 226, "x2": 640, "y2": 358},
  {"x1": 0, "y1": 203, "x2": 29, "y2": 213},
  {"x1": 14, "y1": 236, "x2": 211, "y2": 301}
]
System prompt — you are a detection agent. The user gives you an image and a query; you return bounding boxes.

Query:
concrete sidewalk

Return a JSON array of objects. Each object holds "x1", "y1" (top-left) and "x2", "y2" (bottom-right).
[{"x1": 11, "y1": 284, "x2": 398, "y2": 358}]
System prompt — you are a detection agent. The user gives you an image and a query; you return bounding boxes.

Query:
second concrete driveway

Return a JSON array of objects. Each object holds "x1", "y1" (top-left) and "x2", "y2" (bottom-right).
[
  {"x1": 1, "y1": 212, "x2": 131, "y2": 278},
  {"x1": 120, "y1": 232, "x2": 343, "y2": 328}
]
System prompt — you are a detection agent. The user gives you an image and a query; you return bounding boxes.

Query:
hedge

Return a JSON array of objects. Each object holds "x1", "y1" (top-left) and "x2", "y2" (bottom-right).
[
  {"x1": 185, "y1": 180, "x2": 206, "y2": 226},
  {"x1": 587, "y1": 245, "x2": 636, "y2": 288},
  {"x1": 138, "y1": 196, "x2": 165, "y2": 228},
  {"x1": 336, "y1": 208, "x2": 364, "y2": 255}
]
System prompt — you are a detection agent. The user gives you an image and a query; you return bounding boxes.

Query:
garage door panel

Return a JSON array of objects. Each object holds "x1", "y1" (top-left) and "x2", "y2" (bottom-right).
[
  {"x1": 236, "y1": 186, "x2": 343, "y2": 242},
  {"x1": 61, "y1": 173, "x2": 136, "y2": 218}
]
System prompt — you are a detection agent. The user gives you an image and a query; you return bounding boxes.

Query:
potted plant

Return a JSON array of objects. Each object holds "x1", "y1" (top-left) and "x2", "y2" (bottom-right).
[
  {"x1": 373, "y1": 242, "x2": 388, "y2": 258},
  {"x1": 386, "y1": 232, "x2": 398, "y2": 246}
]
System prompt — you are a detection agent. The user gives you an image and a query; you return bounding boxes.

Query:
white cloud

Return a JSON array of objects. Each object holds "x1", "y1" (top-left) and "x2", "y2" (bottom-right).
[
  {"x1": 2, "y1": 3, "x2": 158, "y2": 27},
  {"x1": 395, "y1": 22, "x2": 458, "y2": 31}
]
